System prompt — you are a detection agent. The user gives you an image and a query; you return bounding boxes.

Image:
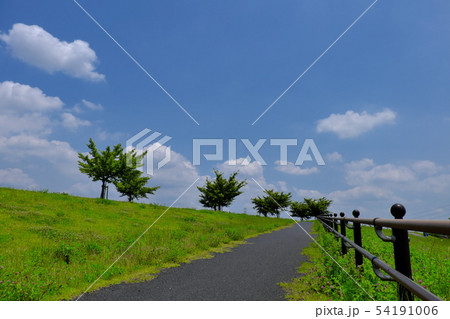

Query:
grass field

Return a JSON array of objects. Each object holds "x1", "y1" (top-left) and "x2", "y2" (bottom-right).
[
  {"x1": 281, "y1": 220, "x2": 449, "y2": 301},
  {"x1": 0, "y1": 187, "x2": 293, "y2": 301}
]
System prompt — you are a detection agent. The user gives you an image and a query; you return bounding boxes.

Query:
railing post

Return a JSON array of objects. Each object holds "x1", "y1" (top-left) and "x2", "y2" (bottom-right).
[
  {"x1": 340, "y1": 212, "x2": 347, "y2": 255},
  {"x1": 333, "y1": 213, "x2": 338, "y2": 238},
  {"x1": 352, "y1": 210, "x2": 363, "y2": 267},
  {"x1": 391, "y1": 203, "x2": 414, "y2": 301},
  {"x1": 323, "y1": 214, "x2": 330, "y2": 229}
]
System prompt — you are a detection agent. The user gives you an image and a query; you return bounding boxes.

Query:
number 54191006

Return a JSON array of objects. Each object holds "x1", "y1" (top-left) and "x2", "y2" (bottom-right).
[{"x1": 375, "y1": 306, "x2": 438, "y2": 316}]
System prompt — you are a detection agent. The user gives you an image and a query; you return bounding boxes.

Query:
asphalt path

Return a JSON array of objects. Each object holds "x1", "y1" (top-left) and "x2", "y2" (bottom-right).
[{"x1": 78, "y1": 222, "x2": 314, "y2": 301}]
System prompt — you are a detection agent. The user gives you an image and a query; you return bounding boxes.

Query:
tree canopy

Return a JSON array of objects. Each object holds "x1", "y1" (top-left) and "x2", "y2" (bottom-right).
[
  {"x1": 197, "y1": 170, "x2": 247, "y2": 211},
  {"x1": 290, "y1": 197, "x2": 332, "y2": 220},
  {"x1": 78, "y1": 138, "x2": 124, "y2": 199},
  {"x1": 114, "y1": 168, "x2": 159, "y2": 202},
  {"x1": 78, "y1": 138, "x2": 159, "y2": 201},
  {"x1": 252, "y1": 189, "x2": 291, "y2": 218}
]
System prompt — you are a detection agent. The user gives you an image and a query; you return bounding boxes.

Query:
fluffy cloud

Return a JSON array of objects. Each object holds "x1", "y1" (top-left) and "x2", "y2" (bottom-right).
[
  {"x1": 0, "y1": 81, "x2": 63, "y2": 113},
  {"x1": 0, "y1": 23, "x2": 104, "y2": 81},
  {"x1": 73, "y1": 99, "x2": 104, "y2": 113},
  {"x1": 274, "y1": 160, "x2": 319, "y2": 175},
  {"x1": 411, "y1": 160, "x2": 440, "y2": 176},
  {"x1": 0, "y1": 81, "x2": 95, "y2": 136},
  {"x1": 316, "y1": 109, "x2": 396, "y2": 138},
  {"x1": 0, "y1": 80, "x2": 95, "y2": 193},
  {"x1": 218, "y1": 158, "x2": 263, "y2": 177},
  {"x1": 0, "y1": 168, "x2": 37, "y2": 188},
  {"x1": 61, "y1": 112, "x2": 91, "y2": 130},
  {"x1": 329, "y1": 185, "x2": 399, "y2": 203},
  {"x1": 0, "y1": 113, "x2": 52, "y2": 136},
  {"x1": 326, "y1": 152, "x2": 343, "y2": 163},
  {"x1": 345, "y1": 159, "x2": 415, "y2": 185},
  {"x1": 133, "y1": 143, "x2": 204, "y2": 208},
  {"x1": 293, "y1": 187, "x2": 325, "y2": 199},
  {"x1": 0, "y1": 81, "x2": 65, "y2": 136},
  {"x1": 0, "y1": 134, "x2": 79, "y2": 176}
]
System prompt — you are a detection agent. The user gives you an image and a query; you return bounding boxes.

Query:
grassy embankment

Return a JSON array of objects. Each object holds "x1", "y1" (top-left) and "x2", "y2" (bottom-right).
[
  {"x1": 0, "y1": 187, "x2": 293, "y2": 300},
  {"x1": 281, "y1": 220, "x2": 449, "y2": 301}
]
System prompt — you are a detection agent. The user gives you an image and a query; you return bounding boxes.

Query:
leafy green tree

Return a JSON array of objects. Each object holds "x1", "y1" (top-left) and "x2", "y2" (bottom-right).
[
  {"x1": 252, "y1": 190, "x2": 291, "y2": 218},
  {"x1": 78, "y1": 138, "x2": 124, "y2": 199},
  {"x1": 78, "y1": 138, "x2": 156, "y2": 201},
  {"x1": 114, "y1": 168, "x2": 159, "y2": 202},
  {"x1": 289, "y1": 201, "x2": 310, "y2": 220},
  {"x1": 197, "y1": 170, "x2": 247, "y2": 211},
  {"x1": 290, "y1": 197, "x2": 332, "y2": 220}
]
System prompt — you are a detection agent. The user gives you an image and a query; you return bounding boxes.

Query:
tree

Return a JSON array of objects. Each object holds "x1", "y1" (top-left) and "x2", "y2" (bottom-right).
[
  {"x1": 78, "y1": 138, "x2": 157, "y2": 201},
  {"x1": 252, "y1": 190, "x2": 291, "y2": 218},
  {"x1": 289, "y1": 201, "x2": 310, "y2": 221},
  {"x1": 290, "y1": 197, "x2": 332, "y2": 220},
  {"x1": 114, "y1": 168, "x2": 159, "y2": 202},
  {"x1": 197, "y1": 170, "x2": 247, "y2": 211},
  {"x1": 78, "y1": 139, "x2": 124, "y2": 199}
]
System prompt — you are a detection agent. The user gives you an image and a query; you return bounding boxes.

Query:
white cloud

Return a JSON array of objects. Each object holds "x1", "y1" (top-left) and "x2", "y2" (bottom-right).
[
  {"x1": 316, "y1": 109, "x2": 396, "y2": 138},
  {"x1": 326, "y1": 152, "x2": 343, "y2": 162},
  {"x1": 95, "y1": 129, "x2": 125, "y2": 143},
  {"x1": 0, "y1": 134, "x2": 79, "y2": 176},
  {"x1": 410, "y1": 174, "x2": 450, "y2": 194},
  {"x1": 218, "y1": 158, "x2": 263, "y2": 177},
  {"x1": 81, "y1": 99, "x2": 103, "y2": 111},
  {"x1": 411, "y1": 160, "x2": 440, "y2": 176},
  {"x1": 277, "y1": 181, "x2": 289, "y2": 192},
  {"x1": 61, "y1": 112, "x2": 91, "y2": 130},
  {"x1": 274, "y1": 160, "x2": 319, "y2": 175},
  {"x1": 293, "y1": 187, "x2": 325, "y2": 199},
  {"x1": 0, "y1": 81, "x2": 63, "y2": 113},
  {"x1": 0, "y1": 81, "x2": 64, "y2": 136},
  {"x1": 0, "y1": 23, "x2": 104, "y2": 81},
  {"x1": 329, "y1": 185, "x2": 399, "y2": 202},
  {"x1": 0, "y1": 81, "x2": 93, "y2": 193},
  {"x1": 345, "y1": 158, "x2": 415, "y2": 185},
  {"x1": 73, "y1": 99, "x2": 104, "y2": 113},
  {"x1": 0, "y1": 113, "x2": 52, "y2": 136},
  {"x1": 134, "y1": 143, "x2": 204, "y2": 208},
  {"x1": 0, "y1": 168, "x2": 37, "y2": 188},
  {"x1": 0, "y1": 81, "x2": 93, "y2": 136}
]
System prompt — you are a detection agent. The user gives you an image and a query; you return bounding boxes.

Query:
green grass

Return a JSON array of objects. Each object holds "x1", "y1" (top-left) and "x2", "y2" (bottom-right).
[
  {"x1": 0, "y1": 187, "x2": 293, "y2": 300},
  {"x1": 281, "y1": 220, "x2": 449, "y2": 301}
]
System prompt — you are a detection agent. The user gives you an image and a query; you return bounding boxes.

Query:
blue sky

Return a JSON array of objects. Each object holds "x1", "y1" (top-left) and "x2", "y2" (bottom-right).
[{"x1": 1, "y1": 0, "x2": 449, "y2": 220}]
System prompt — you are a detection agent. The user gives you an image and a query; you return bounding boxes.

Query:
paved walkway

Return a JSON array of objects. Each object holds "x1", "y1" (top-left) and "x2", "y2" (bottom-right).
[{"x1": 79, "y1": 222, "x2": 314, "y2": 301}]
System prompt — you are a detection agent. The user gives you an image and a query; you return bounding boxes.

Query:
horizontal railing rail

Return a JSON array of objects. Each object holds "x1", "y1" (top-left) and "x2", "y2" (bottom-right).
[
  {"x1": 317, "y1": 203, "x2": 449, "y2": 301},
  {"x1": 320, "y1": 217, "x2": 450, "y2": 235}
]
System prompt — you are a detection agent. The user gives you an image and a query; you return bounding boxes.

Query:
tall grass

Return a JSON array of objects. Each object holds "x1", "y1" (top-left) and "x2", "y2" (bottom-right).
[
  {"x1": 0, "y1": 187, "x2": 293, "y2": 300},
  {"x1": 281, "y1": 220, "x2": 449, "y2": 301}
]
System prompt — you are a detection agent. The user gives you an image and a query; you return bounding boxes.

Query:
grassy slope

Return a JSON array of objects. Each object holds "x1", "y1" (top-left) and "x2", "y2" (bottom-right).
[
  {"x1": 0, "y1": 187, "x2": 293, "y2": 300},
  {"x1": 281, "y1": 220, "x2": 449, "y2": 301}
]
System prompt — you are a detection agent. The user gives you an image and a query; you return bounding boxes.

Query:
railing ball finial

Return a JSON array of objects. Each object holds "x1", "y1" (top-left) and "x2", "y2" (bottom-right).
[
  {"x1": 340, "y1": 212, "x2": 345, "y2": 217},
  {"x1": 352, "y1": 210, "x2": 360, "y2": 218},
  {"x1": 391, "y1": 203, "x2": 406, "y2": 219},
  {"x1": 334, "y1": 213, "x2": 337, "y2": 217}
]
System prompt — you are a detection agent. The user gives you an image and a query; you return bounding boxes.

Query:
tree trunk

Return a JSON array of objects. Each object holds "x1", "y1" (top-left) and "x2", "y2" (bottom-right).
[{"x1": 100, "y1": 181, "x2": 106, "y2": 199}]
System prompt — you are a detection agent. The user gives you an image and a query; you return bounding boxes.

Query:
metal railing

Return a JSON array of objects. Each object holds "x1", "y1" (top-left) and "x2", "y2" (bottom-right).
[{"x1": 317, "y1": 203, "x2": 450, "y2": 301}]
